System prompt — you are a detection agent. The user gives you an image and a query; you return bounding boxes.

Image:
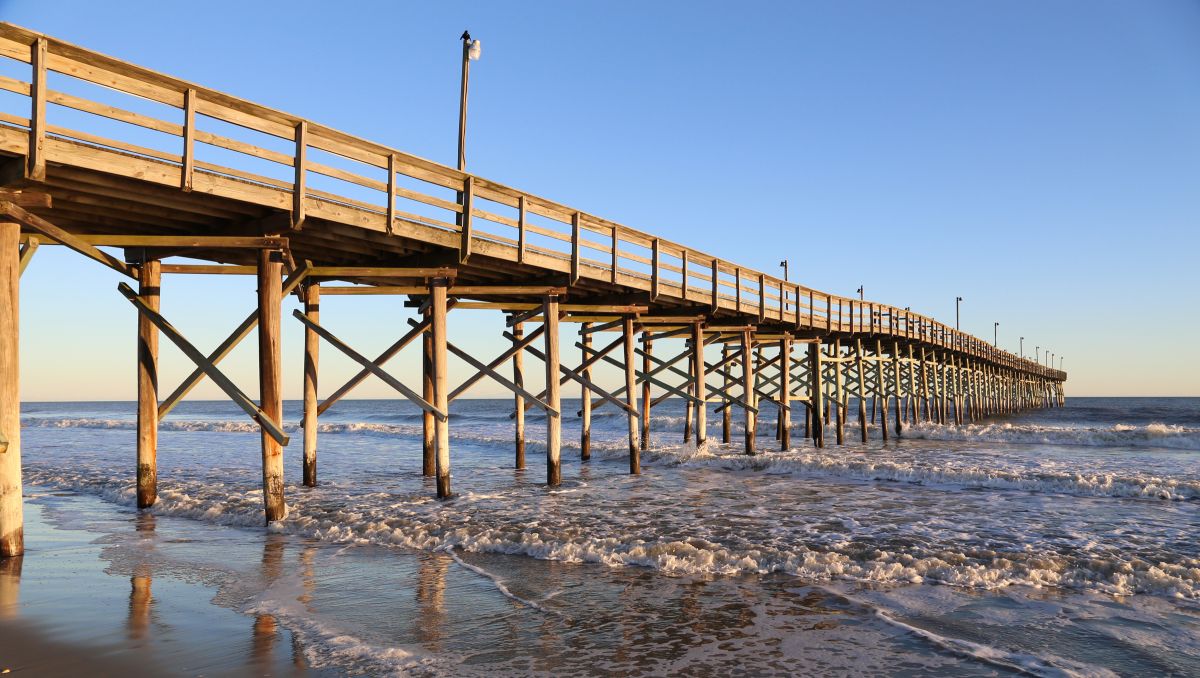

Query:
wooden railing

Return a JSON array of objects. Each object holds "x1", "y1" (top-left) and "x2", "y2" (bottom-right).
[{"x1": 0, "y1": 22, "x2": 1064, "y2": 380}]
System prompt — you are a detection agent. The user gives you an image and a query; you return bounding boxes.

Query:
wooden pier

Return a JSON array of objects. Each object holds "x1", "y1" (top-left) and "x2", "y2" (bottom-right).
[{"x1": 0, "y1": 23, "x2": 1066, "y2": 556}]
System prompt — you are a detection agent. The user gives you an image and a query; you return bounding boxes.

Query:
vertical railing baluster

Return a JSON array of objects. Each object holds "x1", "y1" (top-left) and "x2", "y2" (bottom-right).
[
  {"x1": 181, "y1": 89, "x2": 196, "y2": 192},
  {"x1": 28, "y1": 37, "x2": 47, "y2": 181}
]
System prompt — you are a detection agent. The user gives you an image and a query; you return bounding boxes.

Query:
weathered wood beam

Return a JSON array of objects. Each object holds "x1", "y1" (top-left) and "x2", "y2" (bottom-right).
[
  {"x1": 544, "y1": 296, "x2": 562, "y2": 486},
  {"x1": 160, "y1": 264, "x2": 256, "y2": 275},
  {"x1": 0, "y1": 190, "x2": 51, "y2": 208},
  {"x1": 0, "y1": 201, "x2": 136, "y2": 279},
  {"x1": 451, "y1": 324, "x2": 546, "y2": 402},
  {"x1": 17, "y1": 236, "x2": 37, "y2": 276},
  {"x1": 1, "y1": 219, "x2": 24, "y2": 556},
  {"x1": 309, "y1": 266, "x2": 458, "y2": 278},
  {"x1": 302, "y1": 283, "x2": 319, "y2": 487},
  {"x1": 136, "y1": 260, "x2": 160, "y2": 508}
]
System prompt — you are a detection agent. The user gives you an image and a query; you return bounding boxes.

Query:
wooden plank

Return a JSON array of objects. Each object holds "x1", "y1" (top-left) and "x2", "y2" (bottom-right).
[
  {"x1": 116, "y1": 282, "x2": 289, "y2": 445},
  {"x1": 45, "y1": 235, "x2": 288, "y2": 249},
  {"x1": 181, "y1": 88, "x2": 196, "y2": 191}
]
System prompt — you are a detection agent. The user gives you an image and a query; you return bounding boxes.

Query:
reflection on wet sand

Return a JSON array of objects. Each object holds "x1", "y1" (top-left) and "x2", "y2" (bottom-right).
[
  {"x1": 0, "y1": 554, "x2": 20, "y2": 620},
  {"x1": 128, "y1": 512, "x2": 156, "y2": 641},
  {"x1": 414, "y1": 552, "x2": 450, "y2": 651},
  {"x1": 251, "y1": 534, "x2": 286, "y2": 670}
]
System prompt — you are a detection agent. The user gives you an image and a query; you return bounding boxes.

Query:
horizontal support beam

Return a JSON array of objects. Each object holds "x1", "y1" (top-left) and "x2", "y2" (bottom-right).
[
  {"x1": 0, "y1": 189, "x2": 51, "y2": 208},
  {"x1": 160, "y1": 264, "x2": 257, "y2": 275},
  {"x1": 1, "y1": 201, "x2": 137, "y2": 279},
  {"x1": 308, "y1": 266, "x2": 457, "y2": 278},
  {"x1": 44, "y1": 235, "x2": 289, "y2": 249}
]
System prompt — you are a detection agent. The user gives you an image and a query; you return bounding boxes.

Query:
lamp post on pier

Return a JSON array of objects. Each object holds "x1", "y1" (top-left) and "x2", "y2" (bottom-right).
[
  {"x1": 457, "y1": 30, "x2": 482, "y2": 172},
  {"x1": 1036, "y1": 346, "x2": 1040, "y2": 363},
  {"x1": 857, "y1": 285, "x2": 864, "y2": 301},
  {"x1": 993, "y1": 322, "x2": 999, "y2": 348},
  {"x1": 779, "y1": 259, "x2": 789, "y2": 282},
  {"x1": 1020, "y1": 336, "x2": 1024, "y2": 358},
  {"x1": 956, "y1": 296, "x2": 962, "y2": 330}
]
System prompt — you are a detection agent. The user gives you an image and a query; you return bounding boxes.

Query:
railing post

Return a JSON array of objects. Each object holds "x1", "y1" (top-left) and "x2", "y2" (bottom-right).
[
  {"x1": 181, "y1": 89, "x2": 196, "y2": 192},
  {"x1": 28, "y1": 37, "x2": 47, "y2": 182},
  {"x1": 292, "y1": 121, "x2": 307, "y2": 230},
  {"x1": 517, "y1": 196, "x2": 527, "y2": 264},
  {"x1": 610, "y1": 226, "x2": 619, "y2": 284},
  {"x1": 570, "y1": 212, "x2": 582, "y2": 284},
  {"x1": 680, "y1": 250, "x2": 689, "y2": 301},
  {"x1": 651, "y1": 238, "x2": 660, "y2": 299},
  {"x1": 386, "y1": 154, "x2": 397, "y2": 235},
  {"x1": 459, "y1": 176, "x2": 474, "y2": 263},
  {"x1": 710, "y1": 259, "x2": 719, "y2": 312}
]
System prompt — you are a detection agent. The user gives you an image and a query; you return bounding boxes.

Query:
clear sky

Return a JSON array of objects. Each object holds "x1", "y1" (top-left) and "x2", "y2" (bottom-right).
[{"x1": 3, "y1": 0, "x2": 1198, "y2": 400}]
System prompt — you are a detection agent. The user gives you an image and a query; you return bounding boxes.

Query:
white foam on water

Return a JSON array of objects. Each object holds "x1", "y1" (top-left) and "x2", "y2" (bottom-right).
[
  {"x1": 906, "y1": 421, "x2": 1200, "y2": 451},
  {"x1": 440, "y1": 545, "x2": 565, "y2": 618}
]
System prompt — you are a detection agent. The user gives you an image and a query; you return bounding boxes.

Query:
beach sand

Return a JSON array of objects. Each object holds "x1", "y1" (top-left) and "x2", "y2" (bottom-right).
[{"x1": 0, "y1": 497, "x2": 316, "y2": 677}]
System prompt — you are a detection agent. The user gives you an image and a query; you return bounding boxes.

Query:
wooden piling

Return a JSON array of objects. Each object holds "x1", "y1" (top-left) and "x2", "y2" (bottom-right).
[
  {"x1": 721, "y1": 343, "x2": 732, "y2": 443},
  {"x1": 544, "y1": 296, "x2": 561, "y2": 486},
  {"x1": 742, "y1": 330, "x2": 757, "y2": 455},
  {"x1": 257, "y1": 250, "x2": 285, "y2": 523},
  {"x1": 0, "y1": 220, "x2": 23, "y2": 557},
  {"x1": 809, "y1": 342, "x2": 824, "y2": 448},
  {"x1": 579, "y1": 323, "x2": 591, "y2": 461},
  {"x1": 875, "y1": 340, "x2": 889, "y2": 442},
  {"x1": 892, "y1": 341, "x2": 903, "y2": 436},
  {"x1": 779, "y1": 336, "x2": 791, "y2": 450},
  {"x1": 431, "y1": 279, "x2": 451, "y2": 498},
  {"x1": 640, "y1": 334, "x2": 652, "y2": 451},
  {"x1": 684, "y1": 351, "x2": 694, "y2": 443},
  {"x1": 301, "y1": 283, "x2": 319, "y2": 487},
  {"x1": 692, "y1": 323, "x2": 707, "y2": 447},
  {"x1": 856, "y1": 339, "x2": 868, "y2": 443},
  {"x1": 136, "y1": 259, "x2": 160, "y2": 508},
  {"x1": 623, "y1": 317, "x2": 640, "y2": 474},
  {"x1": 422, "y1": 307, "x2": 435, "y2": 476},
  {"x1": 834, "y1": 340, "x2": 845, "y2": 445},
  {"x1": 512, "y1": 322, "x2": 526, "y2": 469}
]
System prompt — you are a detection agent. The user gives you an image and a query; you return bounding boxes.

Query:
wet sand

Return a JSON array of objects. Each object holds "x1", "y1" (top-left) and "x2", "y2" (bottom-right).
[{"x1": 0, "y1": 498, "x2": 317, "y2": 677}]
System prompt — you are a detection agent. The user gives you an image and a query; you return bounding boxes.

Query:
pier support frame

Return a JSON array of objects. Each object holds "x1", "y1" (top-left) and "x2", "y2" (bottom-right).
[
  {"x1": 512, "y1": 322, "x2": 526, "y2": 468},
  {"x1": 431, "y1": 279, "x2": 451, "y2": 498},
  {"x1": 544, "y1": 296, "x2": 561, "y2": 487},
  {"x1": 742, "y1": 330, "x2": 757, "y2": 455},
  {"x1": 136, "y1": 259, "x2": 160, "y2": 508},
  {"x1": 0, "y1": 219, "x2": 23, "y2": 557},
  {"x1": 302, "y1": 282, "x2": 319, "y2": 486},
  {"x1": 257, "y1": 250, "x2": 285, "y2": 523}
]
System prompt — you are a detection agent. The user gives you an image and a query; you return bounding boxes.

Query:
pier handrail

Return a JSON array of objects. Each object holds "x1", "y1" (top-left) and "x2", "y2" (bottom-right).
[{"x1": 0, "y1": 22, "x2": 1063, "y2": 380}]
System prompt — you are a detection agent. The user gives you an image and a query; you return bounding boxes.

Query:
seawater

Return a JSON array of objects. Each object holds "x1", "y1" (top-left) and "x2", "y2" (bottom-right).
[{"x1": 15, "y1": 397, "x2": 1200, "y2": 675}]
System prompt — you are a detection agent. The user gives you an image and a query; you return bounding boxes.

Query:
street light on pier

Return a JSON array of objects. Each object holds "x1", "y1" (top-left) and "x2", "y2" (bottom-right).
[
  {"x1": 857, "y1": 285, "x2": 864, "y2": 301},
  {"x1": 1036, "y1": 346, "x2": 1040, "y2": 363},
  {"x1": 779, "y1": 259, "x2": 789, "y2": 282},
  {"x1": 457, "y1": 30, "x2": 482, "y2": 172},
  {"x1": 956, "y1": 296, "x2": 963, "y2": 330},
  {"x1": 1020, "y1": 336, "x2": 1024, "y2": 358},
  {"x1": 993, "y1": 322, "x2": 999, "y2": 348}
]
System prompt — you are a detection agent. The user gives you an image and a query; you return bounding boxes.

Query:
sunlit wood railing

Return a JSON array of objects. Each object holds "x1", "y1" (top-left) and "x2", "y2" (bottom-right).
[{"x1": 0, "y1": 22, "x2": 1063, "y2": 379}]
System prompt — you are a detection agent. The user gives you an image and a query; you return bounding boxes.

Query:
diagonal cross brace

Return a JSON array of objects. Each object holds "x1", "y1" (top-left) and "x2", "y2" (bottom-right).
[
  {"x1": 292, "y1": 310, "x2": 447, "y2": 421},
  {"x1": 503, "y1": 331, "x2": 637, "y2": 416},
  {"x1": 450, "y1": 323, "x2": 545, "y2": 402},
  {"x1": 18, "y1": 236, "x2": 37, "y2": 276},
  {"x1": 583, "y1": 344, "x2": 702, "y2": 406},
  {"x1": 447, "y1": 340, "x2": 556, "y2": 415},
  {"x1": 317, "y1": 305, "x2": 454, "y2": 416},
  {"x1": 583, "y1": 340, "x2": 695, "y2": 415},
  {"x1": 118, "y1": 282, "x2": 289, "y2": 445},
  {"x1": 159, "y1": 263, "x2": 311, "y2": 418}
]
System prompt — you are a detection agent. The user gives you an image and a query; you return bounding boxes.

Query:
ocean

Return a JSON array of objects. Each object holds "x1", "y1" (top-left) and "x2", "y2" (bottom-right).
[{"x1": 8, "y1": 396, "x2": 1200, "y2": 675}]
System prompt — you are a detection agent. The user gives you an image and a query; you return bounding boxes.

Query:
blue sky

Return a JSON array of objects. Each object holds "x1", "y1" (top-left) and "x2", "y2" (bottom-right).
[{"x1": 3, "y1": 0, "x2": 1198, "y2": 399}]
